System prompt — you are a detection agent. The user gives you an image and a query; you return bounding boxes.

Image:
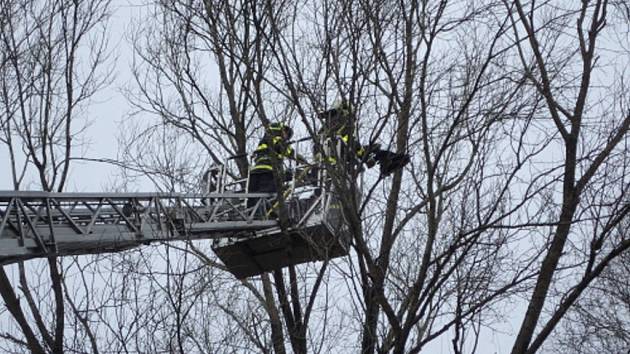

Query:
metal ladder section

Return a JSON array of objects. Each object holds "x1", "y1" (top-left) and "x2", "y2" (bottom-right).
[
  {"x1": 0, "y1": 142, "x2": 357, "y2": 275},
  {"x1": 0, "y1": 190, "x2": 279, "y2": 265}
]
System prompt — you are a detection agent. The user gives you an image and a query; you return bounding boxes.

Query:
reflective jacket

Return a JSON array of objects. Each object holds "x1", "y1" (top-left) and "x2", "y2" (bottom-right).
[
  {"x1": 319, "y1": 122, "x2": 366, "y2": 166},
  {"x1": 251, "y1": 134, "x2": 294, "y2": 173}
]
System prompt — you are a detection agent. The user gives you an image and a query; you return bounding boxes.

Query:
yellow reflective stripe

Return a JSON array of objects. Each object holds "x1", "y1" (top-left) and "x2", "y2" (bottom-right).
[
  {"x1": 252, "y1": 165, "x2": 273, "y2": 171},
  {"x1": 272, "y1": 136, "x2": 282, "y2": 144},
  {"x1": 256, "y1": 143, "x2": 268, "y2": 151},
  {"x1": 341, "y1": 135, "x2": 349, "y2": 143},
  {"x1": 357, "y1": 147, "x2": 365, "y2": 157}
]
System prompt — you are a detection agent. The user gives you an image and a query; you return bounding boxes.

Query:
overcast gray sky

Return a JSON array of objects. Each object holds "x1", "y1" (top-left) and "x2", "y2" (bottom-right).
[
  {"x1": 6, "y1": 2, "x2": 617, "y2": 352},
  {"x1": 0, "y1": 1, "x2": 144, "y2": 192}
]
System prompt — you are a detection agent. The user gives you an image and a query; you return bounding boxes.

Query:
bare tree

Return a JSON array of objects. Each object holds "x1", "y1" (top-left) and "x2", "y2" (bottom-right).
[
  {"x1": 76, "y1": 0, "x2": 630, "y2": 352},
  {"x1": 0, "y1": 0, "x2": 112, "y2": 352},
  {"x1": 125, "y1": 0, "x2": 549, "y2": 353},
  {"x1": 552, "y1": 248, "x2": 630, "y2": 354},
  {"x1": 502, "y1": 1, "x2": 630, "y2": 353},
  {"x1": 121, "y1": 1, "x2": 370, "y2": 353},
  {"x1": 2, "y1": 0, "x2": 627, "y2": 353}
]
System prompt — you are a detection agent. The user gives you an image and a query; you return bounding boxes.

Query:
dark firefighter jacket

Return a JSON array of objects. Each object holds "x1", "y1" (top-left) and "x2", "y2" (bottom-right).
[{"x1": 251, "y1": 134, "x2": 295, "y2": 173}]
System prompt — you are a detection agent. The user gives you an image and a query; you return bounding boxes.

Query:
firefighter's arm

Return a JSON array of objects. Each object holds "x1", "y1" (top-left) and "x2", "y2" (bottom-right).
[
  {"x1": 295, "y1": 153, "x2": 309, "y2": 166},
  {"x1": 292, "y1": 150, "x2": 309, "y2": 166},
  {"x1": 285, "y1": 146, "x2": 309, "y2": 165},
  {"x1": 358, "y1": 143, "x2": 379, "y2": 168}
]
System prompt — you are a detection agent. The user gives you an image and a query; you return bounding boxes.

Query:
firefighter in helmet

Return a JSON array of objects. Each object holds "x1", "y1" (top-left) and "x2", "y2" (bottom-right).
[
  {"x1": 247, "y1": 122, "x2": 307, "y2": 208},
  {"x1": 318, "y1": 101, "x2": 410, "y2": 176}
]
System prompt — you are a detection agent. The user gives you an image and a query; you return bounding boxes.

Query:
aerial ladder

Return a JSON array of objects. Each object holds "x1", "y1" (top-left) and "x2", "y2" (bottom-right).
[{"x1": 0, "y1": 160, "x2": 353, "y2": 279}]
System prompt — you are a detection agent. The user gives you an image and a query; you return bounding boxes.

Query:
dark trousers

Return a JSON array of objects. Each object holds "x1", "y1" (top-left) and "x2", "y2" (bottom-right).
[{"x1": 247, "y1": 171, "x2": 277, "y2": 208}]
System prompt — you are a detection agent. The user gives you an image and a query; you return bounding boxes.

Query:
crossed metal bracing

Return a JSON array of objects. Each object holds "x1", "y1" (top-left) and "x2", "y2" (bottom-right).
[{"x1": 0, "y1": 190, "x2": 278, "y2": 264}]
